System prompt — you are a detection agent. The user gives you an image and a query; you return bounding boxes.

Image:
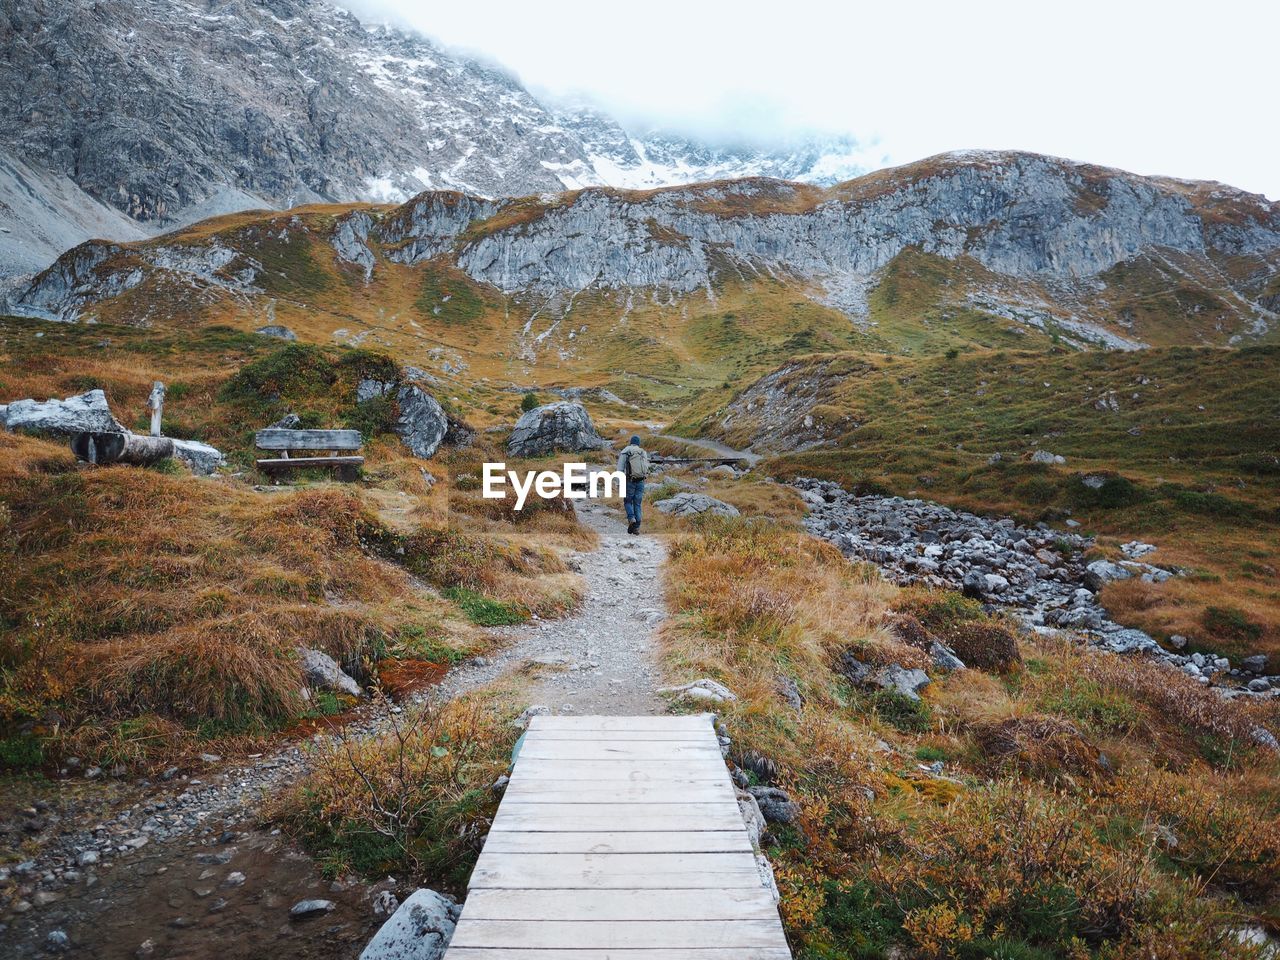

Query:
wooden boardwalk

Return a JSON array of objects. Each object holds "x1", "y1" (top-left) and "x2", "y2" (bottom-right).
[{"x1": 443, "y1": 714, "x2": 791, "y2": 959}]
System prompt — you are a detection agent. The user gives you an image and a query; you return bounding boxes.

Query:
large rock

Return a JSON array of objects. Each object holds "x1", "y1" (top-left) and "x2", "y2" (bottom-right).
[
  {"x1": 1084, "y1": 559, "x2": 1132, "y2": 591},
  {"x1": 653, "y1": 493, "x2": 740, "y2": 518},
  {"x1": 394, "y1": 384, "x2": 448, "y2": 459},
  {"x1": 255, "y1": 325, "x2": 296, "y2": 341},
  {"x1": 359, "y1": 888, "x2": 460, "y2": 960},
  {"x1": 4, "y1": 389, "x2": 125, "y2": 435},
  {"x1": 747, "y1": 786, "x2": 799, "y2": 825},
  {"x1": 170, "y1": 438, "x2": 225, "y2": 475},
  {"x1": 872, "y1": 665, "x2": 932, "y2": 700},
  {"x1": 296, "y1": 648, "x2": 362, "y2": 699},
  {"x1": 506, "y1": 401, "x2": 604, "y2": 457}
]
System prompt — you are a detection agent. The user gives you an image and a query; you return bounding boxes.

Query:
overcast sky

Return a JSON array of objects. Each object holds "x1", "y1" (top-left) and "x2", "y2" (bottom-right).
[{"x1": 340, "y1": 0, "x2": 1279, "y2": 199}]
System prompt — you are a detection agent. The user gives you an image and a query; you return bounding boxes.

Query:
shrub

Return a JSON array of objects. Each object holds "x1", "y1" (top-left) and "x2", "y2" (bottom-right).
[
  {"x1": 272, "y1": 696, "x2": 516, "y2": 889},
  {"x1": 519, "y1": 391, "x2": 540, "y2": 413},
  {"x1": 1069, "y1": 472, "x2": 1146, "y2": 509},
  {"x1": 1201, "y1": 605, "x2": 1264, "y2": 645},
  {"x1": 974, "y1": 715, "x2": 1102, "y2": 775},
  {"x1": 945, "y1": 621, "x2": 1022, "y2": 673},
  {"x1": 864, "y1": 690, "x2": 932, "y2": 733}
]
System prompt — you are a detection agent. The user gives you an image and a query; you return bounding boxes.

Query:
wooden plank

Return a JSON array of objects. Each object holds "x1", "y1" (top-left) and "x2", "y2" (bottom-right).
[
  {"x1": 507, "y1": 759, "x2": 730, "y2": 782},
  {"x1": 480, "y1": 830, "x2": 752, "y2": 854},
  {"x1": 449, "y1": 919, "x2": 788, "y2": 950},
  {"x1": 442, "y1": 714, "x2": 790, "y2": 959},
  {"x1": 470, "y1": 851, "x2": 763, "y2": 890},
  {"x1": 460, "y1": 886, "x2": 779, "y2": 921},
  {"x1": 254, "y1": 428, "x2": 363, "y2": 450},
  {"x1": 529, "y1": 714, "x2": 712, "y2": 731},
  {"x1": 446, "y1": 952, "x2": 788, "y2": 960},
  {"x1": 491, "y1": 802, "x2": 744, "y2": 833},
  {"x1": 255, "y1": 455, "x2": 364, "y2": 468},
  {"x1": 517, "y1": 741, "x2": 721, "y2": 760},
  {"x1": 501, "y1": 780, "x2": 736, "y2": 804},
  {"x1": 526, "y1": 729, "x2": 716, "y2": 741}
]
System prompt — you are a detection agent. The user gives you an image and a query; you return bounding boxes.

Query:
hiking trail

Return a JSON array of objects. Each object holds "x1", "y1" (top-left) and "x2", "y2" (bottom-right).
[{"x1": 435, "y1": 498, "x2": 668, "y2": 715}]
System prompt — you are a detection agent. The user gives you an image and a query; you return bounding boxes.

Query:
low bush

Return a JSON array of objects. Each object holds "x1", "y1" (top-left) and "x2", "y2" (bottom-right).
[{"x1": 272, "y1": 695, "x2": 516, "y2": 889}]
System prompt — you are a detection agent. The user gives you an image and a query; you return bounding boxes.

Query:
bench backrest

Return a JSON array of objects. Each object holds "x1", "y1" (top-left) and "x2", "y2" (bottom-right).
[{"x1": 255, "y1": 428, "x2": 363, "y2": 451}]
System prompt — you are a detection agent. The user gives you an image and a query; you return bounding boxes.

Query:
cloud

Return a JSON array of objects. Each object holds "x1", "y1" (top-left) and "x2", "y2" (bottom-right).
[{"x1": 335, "y1": 0, "x2": 1280, "y2": 198}]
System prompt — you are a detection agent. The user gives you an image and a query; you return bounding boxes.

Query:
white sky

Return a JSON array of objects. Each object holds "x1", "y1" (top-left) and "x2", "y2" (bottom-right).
[{"x1": 339, "y1": 0, "x2": 1279, "y2": 199}]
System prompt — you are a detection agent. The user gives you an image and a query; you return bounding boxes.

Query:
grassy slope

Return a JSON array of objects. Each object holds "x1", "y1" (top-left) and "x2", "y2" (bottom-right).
[
  {"x1": 0, "y1": 319, "x2": 591, "y2": 768},
  {"x1": 694, "y1": 345, "x2": 1280, "y2": 660},
  {"x1": 658, "y1": 507, "x2": 1280, "y2": 959}
]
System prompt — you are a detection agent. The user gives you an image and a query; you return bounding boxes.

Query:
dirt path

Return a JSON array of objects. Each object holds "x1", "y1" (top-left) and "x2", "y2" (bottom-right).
[
  {"x1": 435, "y1": 500, "x2": 668, "y2": 715},
  {"x1": 656, "y1": 432, "x2": 762, "y2": 466}
]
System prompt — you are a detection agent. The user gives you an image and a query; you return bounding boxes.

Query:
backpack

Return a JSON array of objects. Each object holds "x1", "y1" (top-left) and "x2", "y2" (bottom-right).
[{"x1": 623, "y1": 447, "x2": 649, "y2": 480}]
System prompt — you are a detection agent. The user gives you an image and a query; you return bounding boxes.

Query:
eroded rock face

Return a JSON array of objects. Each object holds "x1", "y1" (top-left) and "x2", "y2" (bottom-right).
[
  {"x1": 654, "y1": 493, "x2": 740, "y2": 518},
  {"x1": 331, "y1": 212, "x2": 375, "y2": 280},
  {"x1": 359, "y1": 888, "x2": 461, "y2": 960},
  {"x1": 506, "y1": 401, "x2": 604, "y2": 457},
  {"x1": 3, "y1": 389, "x2": 125, "y2": 435}
]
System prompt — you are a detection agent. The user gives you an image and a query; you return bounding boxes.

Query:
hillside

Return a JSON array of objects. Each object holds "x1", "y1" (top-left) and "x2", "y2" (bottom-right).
[
  {"x1": 7, "y1": 153, "x2": 1277, "y2": 377},
  {"x1": 691, "y1": 345, "x2": 1280, "y2": 662}
]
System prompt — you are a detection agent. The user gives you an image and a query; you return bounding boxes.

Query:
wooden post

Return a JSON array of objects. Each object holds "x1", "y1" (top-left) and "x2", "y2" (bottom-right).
[{"x1": 148, "y1": 381, "x2": 165, "y2": 437}]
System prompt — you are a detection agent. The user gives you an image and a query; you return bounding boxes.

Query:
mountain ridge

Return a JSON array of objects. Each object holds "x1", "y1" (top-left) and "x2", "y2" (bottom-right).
[
  {"x1": 0, "y1": 0, "x2": 873, "y2": 278},
  {"x1": 10, "y1": 149, "x2": 1279, "y2": 356}
]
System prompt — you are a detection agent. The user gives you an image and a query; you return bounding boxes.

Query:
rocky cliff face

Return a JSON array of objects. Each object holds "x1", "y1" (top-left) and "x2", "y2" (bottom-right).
[
  {"x1": 11, "y1": 151, "x2": 1280, "y2": 347},
  {"x1": 0, "y1": 0, "x2": 880, "y2": 278}
]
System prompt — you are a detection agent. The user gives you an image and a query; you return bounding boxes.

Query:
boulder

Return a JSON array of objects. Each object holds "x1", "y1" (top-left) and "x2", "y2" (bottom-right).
[
  {"x1": 1101, "y1": 628, "x2": 1158, "y2": 654},
  {"x1": 359, "y1": 888, "x2": 460, "y2": 960},
  {"x1": 872, "y1": 665, "x2": 932, "y2": 700},
  {"x1": 928, "y1": 641, "x2": 966, "y2": 672},
  {"x1": 297, "y1": 648, "x2": 362, "y2": 699},
  {"x1": 1030, "y1": 450, "x2": 1066, "y2": 465},
  {"x1": 394, "y1": 384, "x2": 448, "y2": 459},
  {"x1": 506, "y1": 401, "x2": 604, "y2": 457},
  {"x1": 357, "y1": 378, "x2": 396, "y2": 403},
  {"x1": 4, "y1": 389, "x2": 125, "y2": 436},
  {"x1": 747, "y1": 786, "x2": 798, "y2": 825},
  {"x1": 171, "y1": 438, "x2": 225, "y2": 475},
  {"x1": 1084, "y1": 559, "x2": 1132, "y2": 591},
  {"x1": 653, "y1": 493, "x2": 740, "y2": 518},
  {"x1": 1242, "y1": 654, "x2": 1269, "y2": 675},
  {"x1": 255, "y1": 325, "x2": 296, "y2": 341}
]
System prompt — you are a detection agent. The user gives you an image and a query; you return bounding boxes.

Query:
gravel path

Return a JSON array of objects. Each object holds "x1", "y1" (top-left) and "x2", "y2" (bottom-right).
[{"x1": 435, "y1": 500, "x2": 668, "y2": 715}]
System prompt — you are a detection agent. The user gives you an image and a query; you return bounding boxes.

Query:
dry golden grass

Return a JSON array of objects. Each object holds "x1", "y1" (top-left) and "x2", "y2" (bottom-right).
[
  {"x1": 270, "y1": 689, "x2": 519, "y2": 890},
  {"x1": 660, "y1": 514, "x2": 1280, "y2": 958},
  {"x1": 0, "y1": 431, "x2": 588, "y2": 766}
]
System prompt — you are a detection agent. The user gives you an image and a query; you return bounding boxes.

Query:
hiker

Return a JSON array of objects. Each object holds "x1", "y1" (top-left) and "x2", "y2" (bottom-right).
[{"x1": 618, "y1": 434, "x2": 649, "y2": 534}]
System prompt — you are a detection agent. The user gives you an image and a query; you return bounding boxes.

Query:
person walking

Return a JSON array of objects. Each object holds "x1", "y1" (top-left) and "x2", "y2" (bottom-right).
[{"x1": 618, "y1": 434, "x2": 650, "y2": 534}]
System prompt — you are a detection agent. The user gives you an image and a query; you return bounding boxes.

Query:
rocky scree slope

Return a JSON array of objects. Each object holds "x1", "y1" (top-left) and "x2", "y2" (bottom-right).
[
  {"x1": 10, "y1": 151, "x2": 1280, "y2": 348},
  {"x1": 0, "y1": 0, "x2": 874, "y2": 278},
  {"x1": 794, "y1": 478, "x2": 1279, "y2": 702}
]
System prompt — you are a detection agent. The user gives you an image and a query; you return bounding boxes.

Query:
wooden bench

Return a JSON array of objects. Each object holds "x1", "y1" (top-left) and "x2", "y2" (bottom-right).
[{"x1": 255, "y1": 428, "x2": 364, "y2": 481}]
